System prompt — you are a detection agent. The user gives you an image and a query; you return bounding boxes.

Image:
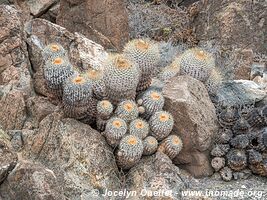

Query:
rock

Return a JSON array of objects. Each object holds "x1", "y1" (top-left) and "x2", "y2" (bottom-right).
[
  {"x1": 163, "y1": 76, "x2": 218, "y2": 177},
  {"x1": 234, "y1": 49, "x2": 253, "y2": 80},
  {"x1": 0, "y1": 5, "x2": 32, "y2": 97},
  {"x1": 26, "y1": 0, "x2": 58, "y2": 17},
  {"x1": 22, "y1": 112, "x2": 121, "y2": 199},
  {"x1": 26, "y1": 96, "x2": 57, "y2": 128},
  {"x1": 0, "y1": 129, "x2": 18, "y2": 184},
  {"x1": 25, "y1": 18, "x2": 108, "y2": 96},
  {"x1": 216, "y1": 80, "x2": 267, "y2": 107},
  {"x1": 0, "y1": 160, "x2": 65, "y2": 200},
  {"x1": 126, "y1": 1, "x2": 192, "y2": 43},
  {"x1": 57, "y1": 0, "x2": 129, "y2": 51},
  {"x1": 126, "y1": 151, "x2": 187, "y2": 200},
  {"x1": 194, "y1": 0, "x2": 267, "y2": 54},
  {"x1": 0, "y1": 89, "x2": 27, "y2": 130},
  {"x1": 40, "y1": 2, "x2": 60, "y2": 23}
]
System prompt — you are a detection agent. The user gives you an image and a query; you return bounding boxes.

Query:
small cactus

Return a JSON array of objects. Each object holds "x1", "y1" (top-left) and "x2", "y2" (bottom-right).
[
  {"x1": 204, "y1": 67, "x2": 223, "y2": 95},
  {"x1": 211, "y1": 157, "x2": 225, "y2": 172},
  {"x1": 220, "y1": 167, "x2": 233, "y2": 181},
  {"x1": 226, "y1": 149, "x2": 247, "y2": 172},
  {"x1": 104, "y1": 117, "x2": 127, "y2": 147},
  {"x1": 42, "y1": 43, "x2": 67, "y2": 60},
  {"x1": 103, "y1": 54, "x2": 140, "y2": 104},
  {"x1": 158, "y1": 135, "x2": 183, "y2": 160},
  {"x1": 129, "y1": 118, "x2": 149, "y2": 139},
  {"x1": 123, "y1": 38, "x2": 160, "y2": 92},
  {"x1": 63, "y1": 73, "x2": 93, "y2": 106},
  {"x1": 86, "y1": 69, "x2": 107, "y2": 99},
  {"x1": 116, "y1": 135, "x2": 144, "y2": 169},
  {"x1": 97, "y1": 100, "x2": 114, "y2": 119},
  {"x1": 138, "y1": 90, "x2": 164, "y2": 119},
  {"x1": 149, "y1": 111, "x2": 174, "y2": 141},
  {"x1": 43, "y1": 57, "x2": 74, "y2": 97},
  {"x1": 142, "y1": 136, "x2": 158, "y2": 156},
  {"x1": 157, "y1": 58, "x2": 180, "y2": 82},
  {"x1": 178, "y1": 48, "x2": 215, "y2": 82},
  {"x1": 115, "y1": 100, "x2": 139, "y2": 122}
]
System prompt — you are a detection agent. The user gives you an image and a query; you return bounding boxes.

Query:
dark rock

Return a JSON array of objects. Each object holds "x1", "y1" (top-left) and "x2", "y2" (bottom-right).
[
  {"x1": 57, "y1": 0, "x2": 129, "y2": 51},
  {"x1": 0, "y1": 160, "x2": 65, "y2": 200},
  {"x1": 22, "y1": 112, "x2": 121, "y2": 199},
  {"x1": 163, "y1": 76, "x2": 218, "y2": 177}
]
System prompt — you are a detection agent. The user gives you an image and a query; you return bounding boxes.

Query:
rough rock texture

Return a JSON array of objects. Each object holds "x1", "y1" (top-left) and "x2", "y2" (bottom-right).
[
  {"x1": 163, "y1": 76, "x2": 218, "y2": 177},
  {"x1": 26, "y1": 96, "x2": 57, "y2": 128},
  {"x1": 22, "y1": 112, "x2": 121, "y2": 199},
  {"x1": 194, "y1": 0, "x2": 267, "y2": 54},
  {"x1": 25, "y1": 0, "x2": 58, "y2": 17},
  {"x1": 126, "y1": 1, "x2": 193, "y2": 43},
  {"x1": 0, "y1": 90, "x2": 27, "y2": 130},
  {"x1": 25, "y1": 18, "x2": 108, "y2": 96},
  {"x1": 0, "y1": 129, "x2": 18, "y2": 184},
  {"x1": 0, "y1": 5, "x2": 32, "y2": 131},
  {"x1": 57, "y1": 0, "x2": 129, "y2": 51},
  {"x1": 126, "y1": 151, "x2": 186, "y2": 200},
  {"x1": 216, "y1": 80, "x2": 267, "y2": 107},
  {"x1": 193, "y1": 0, "x2": 267, "y2": 79},
  {"x1": 0, "y1": 161, "x2": 65, "y2": 200}
]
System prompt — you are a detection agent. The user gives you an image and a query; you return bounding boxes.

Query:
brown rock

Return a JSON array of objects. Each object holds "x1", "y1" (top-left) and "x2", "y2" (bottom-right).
[
  {"x1": 194, "y1": 0, "x2": 267, "y2": 54},
  {"x1": 0, "y1": 129, "x2": 18, "y2": 184},
  {"x1": 22, "y1": 112, "x2": 121, "y2": 199},
  {"x1": 0, "y1": 90, "x2": 26, "y2": 130},
  {"x1": 126, "y1": 151, "x2": 186, "y2": 200},
  {"x1": 234, "y1": 49, "x2": 254, "y2": 80},
  {"x1": 163, "y1": 76, "x2": 218, "y2": 177},
  {"x1": 57, "y1": 0, "x2": 129, "y2": 51},
  {"x1": 26, "y1": 96, "x2": 57, "y2": 128},
  {"x1": 0, "y1": 5, "x2": 32, "y2": 97},
  {"x1": 0, "y1": 160, "x2": 65, "y2": 200},
  {"x1": 26, "y1": 0, "x2": 58, "y2": 17}
]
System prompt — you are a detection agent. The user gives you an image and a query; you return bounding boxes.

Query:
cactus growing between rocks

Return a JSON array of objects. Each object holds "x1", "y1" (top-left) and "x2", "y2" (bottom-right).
[
  {"x1": 149, "y1": 111, "x2": 174, "y2": 141},
  {"x1": 103, "y1": 54, "x2": 140, "y2": 104},
  {"x1": 86, "y1": 69, "x2": 107, "y2": 99},
  {"x1": 116, "y1": 135, "x2": 143, "y2": 169},
  {"x1": 115, "y1": 100, "x2": 139, "y2": 122},
  {"x1": 178, "y1": 48, "x2": 215, "y2": 82},
  {"x1": 104, "y1": 117, "x2": 127, "y2": 147},
  {"x1": 129, "y1": 118, "x2": 149, "y2": 139},
  {"x1": 123, "y1": 38, "x2": 160, "y2": 92},
  {"x1": 158, "y1": 135, "x2": 183, "y2": 160},
  {"x1": 142, "y1": 136, "x2": 158, "y2": 156},
  {"x1": 42, "y1": 43, "x2": 67, "y2": 60}
]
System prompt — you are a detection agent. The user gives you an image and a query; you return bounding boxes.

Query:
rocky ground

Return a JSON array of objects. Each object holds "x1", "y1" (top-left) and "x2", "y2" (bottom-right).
[{"x1": 0, "y1": 0, "x2": 266, "y2": 200}]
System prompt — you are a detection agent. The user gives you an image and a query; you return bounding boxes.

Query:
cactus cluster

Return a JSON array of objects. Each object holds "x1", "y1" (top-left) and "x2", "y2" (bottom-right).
[
  {"x1": 42, "y1": 40, "x2": 187, "y2": 170},
  {"x1": 212, "y1": 104, "x2": 267, "y2": 181}
]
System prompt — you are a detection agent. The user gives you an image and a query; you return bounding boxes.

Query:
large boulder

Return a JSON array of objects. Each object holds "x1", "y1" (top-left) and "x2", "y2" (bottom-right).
[
  {"x1": 126, "y1": 152, "x2": 187, "y2": 200},
  {"x1": 57, "y1": 0, "x2": 129, "y2": 51},
  {"x1": 22, "y1": 112, "x2": 121, "y2": 199},
  {"x1": 194, "y1": 0, "x2": 267, "y2": 54},
  {"x1": 0, "y1": 160, "x2": 65, "y2": 200},
  {"x1": 0, "y1": 5, "x2": 32, "y2": 131},
  {"x1": 193, "y1": 0, "x2": 267, "y2": 79},
  {"x1": 25, "y1": 18, "x2": 108, "y2": 96},
  {"x1": 163, "y1": 76, "x2": 219, "y2": 177}
]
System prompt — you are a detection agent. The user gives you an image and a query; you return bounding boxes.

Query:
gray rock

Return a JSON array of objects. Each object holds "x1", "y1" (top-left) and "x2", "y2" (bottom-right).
[
  {"x1": 163, "y1": 75, "x2": 218, "y2": 177},
  {"x1": 126, "y1": 151, "x2": 187, "y2": 200},
  {"x1": 0, "y1": 160, "x2": 65, "y2": 200},
  {"x1": 22, "y1": 112, "x2": 121, "y2": 200},
  {"x1": 26, "y1": 0, "x2": 58, "y2": 17}
]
